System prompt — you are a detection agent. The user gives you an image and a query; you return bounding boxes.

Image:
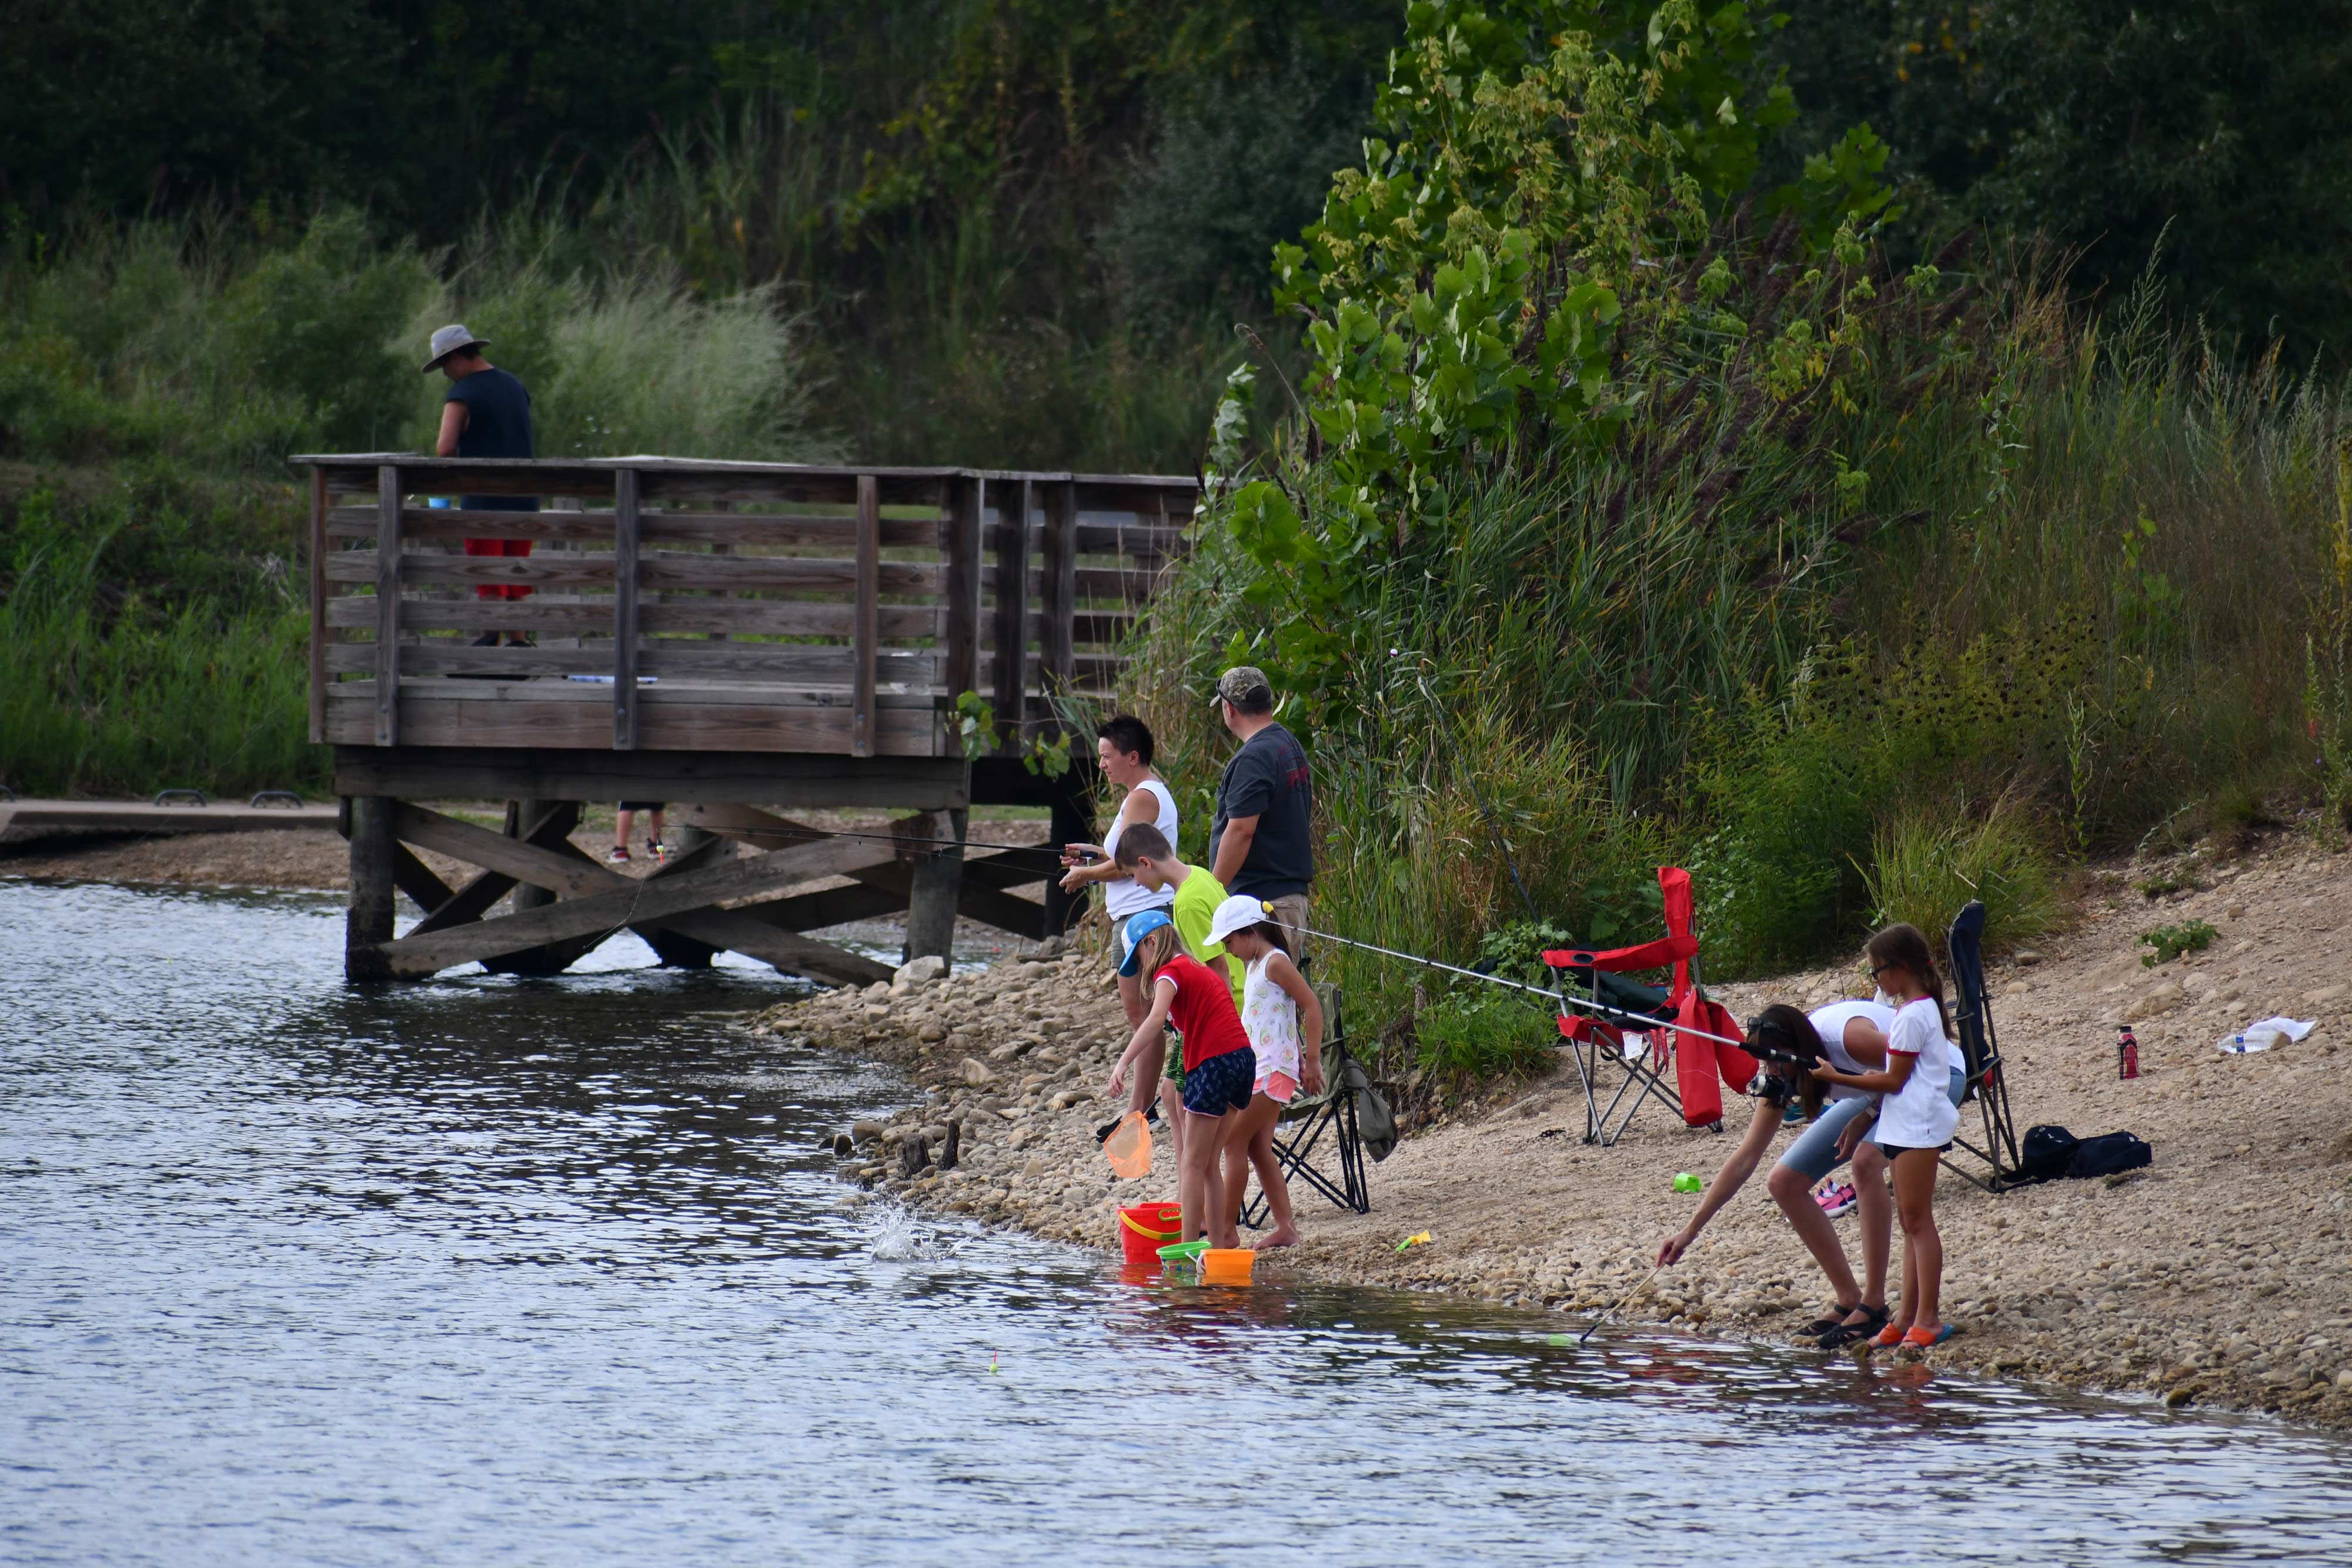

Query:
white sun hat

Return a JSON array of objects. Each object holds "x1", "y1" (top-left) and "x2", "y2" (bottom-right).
[{"x1": 1206, "y1": 893, "x2": 1275, "y2": 947}]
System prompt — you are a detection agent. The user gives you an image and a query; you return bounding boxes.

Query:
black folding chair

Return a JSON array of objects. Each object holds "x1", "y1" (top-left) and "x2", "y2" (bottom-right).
[
  {"x1": 1943, "y1": 900, "x2": 2024, "y2": 1192},
  {"x1": 1240, "y1": 987, "x2": 1384, "y2": 1225}
]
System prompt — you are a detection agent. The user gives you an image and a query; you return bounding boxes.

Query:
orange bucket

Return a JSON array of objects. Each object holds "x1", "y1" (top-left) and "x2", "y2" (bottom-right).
[
  {"x1": 1201, "y1": 1248, "x2": 1255, "y2": 1285},
  {"x1": 1118, "y1": 1202, "x2": 1184, "y2": 1266}
]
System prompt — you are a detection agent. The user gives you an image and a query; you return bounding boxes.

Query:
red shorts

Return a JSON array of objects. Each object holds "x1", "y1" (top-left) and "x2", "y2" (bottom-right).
[{"x1": 464, "y1": 536, "x2": 534, "y2": 601}]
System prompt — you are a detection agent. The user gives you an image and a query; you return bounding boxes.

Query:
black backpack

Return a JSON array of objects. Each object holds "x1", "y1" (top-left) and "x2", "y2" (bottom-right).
[
  {"x1": 2066, "y1": 1130, "x2": 2153, "y2": 1180},
  {"x1": 2017, "y1": 1124, "x2": 2079, "y2": 1183}
]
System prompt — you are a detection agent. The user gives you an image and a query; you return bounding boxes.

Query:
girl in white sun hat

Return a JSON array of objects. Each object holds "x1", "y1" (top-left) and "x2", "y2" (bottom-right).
[{"x1": 1205, "y1": 894, "x2": 1326, "y2": 1249}]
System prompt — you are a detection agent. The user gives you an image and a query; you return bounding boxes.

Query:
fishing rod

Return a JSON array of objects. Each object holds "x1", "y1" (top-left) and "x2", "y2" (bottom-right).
[{"x1": 1294, "y1": 922, "x2": 1750, "y2": 1051}]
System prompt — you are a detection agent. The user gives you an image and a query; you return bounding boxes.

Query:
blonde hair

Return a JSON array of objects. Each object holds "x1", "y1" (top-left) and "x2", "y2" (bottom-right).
[{"x1": 1133, "y1": 922, "x2": 1181, "y2": 979}]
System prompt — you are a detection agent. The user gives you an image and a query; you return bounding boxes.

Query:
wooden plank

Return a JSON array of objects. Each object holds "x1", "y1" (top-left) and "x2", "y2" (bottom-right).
[
  {"x1": 297, "y1": 456, "x2": 612, "y2": 500},
  {"x1": 326, "y1": 550, "x2": 948, "y2": 597},
  {"x1": 325, "y1": 640, "x2": 940, "y2": 684},
  {"x1": 851, "y1": 474, "x2": 878, "y2": 759},
  {"x1": 391, "y1": 802, "x2": 609, "y2": 898},
  {"x1": 632, "y1": 467, "x2": 949, "y2": 509},
  {"x1": 1070, "y1": 477, "x2": 1201, "y2": 513},
  {"x1": 0, "y1": 799, "x2": 340, "y2": 838},
  {"x1": 613, "y1": 467, "x2": 641, "y2": 751},
  {"x1": 991, "y1": 478, "x2": 1032, "y2": 754},
  {"x1": 324, "y1": 691, "x2": 938, "y2": 753},
  {"x1": 406, "y1": 802, "x2": 581, "y2": 937},
  {"x1": 308, "y1": 466, "x2": 328, "y2": 744},
  {"x1": 386, "y1": 802, "x2": 887, "y2": 982},
  {"x1": 369, "y1": 831, "x2": 906, "y2": 977},
  {"x1": 1073, "y1": 521, "x2": 1186, "y2": 558},
  {"x1": 981, "y1": 563, "x2": 1162, "y2": 603},
  {"x1": 942, "y1": 474, "x2": 983, "y2": 722},
  {"x1": 373, "y1": 466, "x2": 402, "y2": 747},
  {"x1": 332, "y1": 747, "x2": 971, "y2": 811},
  {"x1": 389, "y1": 841, "x2": 456, "y2": 914},
  {"x1": 1040, "y1": 479, "x2": 1077, "y2": 706},
  {"x1": 656, "y1": 907, "x2": 891, "y2": 986},
  {"x1": 327, "y1": 507, "x2": 944, "y2": 550},
  {"x1": 329, "y1": 597, "x2": 943, "y2": 640}
]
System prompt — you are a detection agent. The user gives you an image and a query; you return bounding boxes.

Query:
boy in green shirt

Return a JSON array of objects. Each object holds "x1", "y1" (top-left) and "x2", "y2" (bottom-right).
[{"x1": 1112, "y1": 823, "x2": 1240, "y2": 1008}]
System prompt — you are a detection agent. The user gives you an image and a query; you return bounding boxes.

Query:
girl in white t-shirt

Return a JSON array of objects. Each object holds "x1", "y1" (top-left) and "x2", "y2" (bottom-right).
[{"x1": 1810, "y1": 924, "x2": 1961, "y2": 1349}]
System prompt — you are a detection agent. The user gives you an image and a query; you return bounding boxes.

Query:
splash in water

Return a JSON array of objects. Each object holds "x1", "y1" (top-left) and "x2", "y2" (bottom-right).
[{"x1": 862, "y1": 1200, "x2": 947, "y2": 1261}]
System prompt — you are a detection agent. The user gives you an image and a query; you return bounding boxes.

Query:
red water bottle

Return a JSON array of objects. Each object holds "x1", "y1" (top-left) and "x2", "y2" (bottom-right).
[{"x1": 2117, "y1": 1024, "x2": 2139, "y2": 1080}]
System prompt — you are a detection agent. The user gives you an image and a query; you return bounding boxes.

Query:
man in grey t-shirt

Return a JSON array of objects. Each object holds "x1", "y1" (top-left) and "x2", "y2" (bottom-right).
[{"x1": 1207, "y1": 666, "x2": 1314, "y2": 954}]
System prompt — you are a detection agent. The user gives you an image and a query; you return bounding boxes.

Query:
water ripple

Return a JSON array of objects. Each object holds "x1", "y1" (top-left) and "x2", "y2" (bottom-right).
[{"x1": 2, "y1": 879, "x2": 2348, "y2": 1566}]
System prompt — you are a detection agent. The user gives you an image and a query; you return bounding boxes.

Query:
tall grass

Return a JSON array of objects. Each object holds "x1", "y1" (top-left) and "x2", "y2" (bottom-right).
[
  {"x1": 1123, "y1": 276, "x2": 2352, "y2": 1058},
  {"x1": 0, "y1": 477, "x2": 319, "y2": 797}
]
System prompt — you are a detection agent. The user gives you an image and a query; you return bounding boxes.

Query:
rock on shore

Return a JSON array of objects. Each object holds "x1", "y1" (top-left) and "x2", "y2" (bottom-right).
[{"x1": 753, "y1": 834, "x2": 2352, "y2": 1432}]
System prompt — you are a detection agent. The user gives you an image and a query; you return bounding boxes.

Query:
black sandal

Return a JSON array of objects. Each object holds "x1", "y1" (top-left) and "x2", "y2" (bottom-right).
[
  {"x1": 1803, "y1": 1303, "x2": 1860, "y2": 1337},
  {"x1": 1819, "y1": 1303, "x2": 1892, "y2": 1349}
]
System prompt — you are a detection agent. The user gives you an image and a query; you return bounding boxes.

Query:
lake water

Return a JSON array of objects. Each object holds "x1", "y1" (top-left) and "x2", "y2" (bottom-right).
[{"x1": 4, "y1": 878, "x2": 2349, "y2": 1566}]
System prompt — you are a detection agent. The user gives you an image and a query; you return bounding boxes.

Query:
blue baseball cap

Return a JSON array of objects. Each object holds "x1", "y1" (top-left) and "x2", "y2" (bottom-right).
[{"x1": 1117, "y1": 908, "x2": 1174, "y2": 976}]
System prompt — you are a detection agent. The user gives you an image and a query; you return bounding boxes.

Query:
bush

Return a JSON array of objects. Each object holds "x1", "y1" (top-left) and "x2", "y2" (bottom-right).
[
  {"x1": 1862, "y1": 795, "x2": 2061, "y2": 957},
  {"x1": 1412, "y1": 987, "x2": 1556, "y2": 1086}
]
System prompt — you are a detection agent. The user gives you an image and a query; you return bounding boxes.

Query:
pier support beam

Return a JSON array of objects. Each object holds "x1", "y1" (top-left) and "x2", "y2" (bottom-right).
[
  {"x1": 345, "y1": 795, "x2": 397, "y2": 981},
  {"x1": 903, "y1": 807, "x2": 967, "y2": 965},
  {"x1": 484, "y1": 799, "x2": 601, "y2": 976}
]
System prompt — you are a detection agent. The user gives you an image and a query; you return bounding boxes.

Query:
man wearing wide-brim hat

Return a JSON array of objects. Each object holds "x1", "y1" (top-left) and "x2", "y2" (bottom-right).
[{"x1": 423, "y1": 324, "x2": 539, "y2": 644}]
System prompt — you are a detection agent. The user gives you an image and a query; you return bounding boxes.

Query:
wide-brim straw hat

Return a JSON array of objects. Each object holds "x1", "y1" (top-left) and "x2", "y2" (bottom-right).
[{"x1": 421, "y1": 323, "x2": 489, "y2": 373}]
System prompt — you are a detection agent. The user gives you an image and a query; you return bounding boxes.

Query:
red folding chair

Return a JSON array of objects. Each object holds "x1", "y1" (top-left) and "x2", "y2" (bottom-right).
[{"x1": 1541, "y1": 867, "x2": 1758, "y2": 1146}]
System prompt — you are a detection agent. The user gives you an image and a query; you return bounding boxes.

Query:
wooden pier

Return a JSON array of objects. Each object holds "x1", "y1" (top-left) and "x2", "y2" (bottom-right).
[{"x1": 299, "y1": 454, "x2": 1195, "y2": 983}]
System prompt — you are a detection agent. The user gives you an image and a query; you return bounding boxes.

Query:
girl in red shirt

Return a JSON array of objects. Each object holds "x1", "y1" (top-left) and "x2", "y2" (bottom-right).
[{"x1": 1104, "y1": 912, "x2": 1255, "y2": 1248}]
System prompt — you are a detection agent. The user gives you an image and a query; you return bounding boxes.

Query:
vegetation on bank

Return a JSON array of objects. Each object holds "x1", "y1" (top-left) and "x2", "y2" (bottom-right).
[{"x1": 1116, "y1": 0, "x2": 2352, "y2": 1073}]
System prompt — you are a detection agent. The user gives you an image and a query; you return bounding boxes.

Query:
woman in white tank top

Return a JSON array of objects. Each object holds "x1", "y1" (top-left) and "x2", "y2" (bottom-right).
[{"x1": 1059, "y1": 716, "x2": 1178, "y2": 1031}]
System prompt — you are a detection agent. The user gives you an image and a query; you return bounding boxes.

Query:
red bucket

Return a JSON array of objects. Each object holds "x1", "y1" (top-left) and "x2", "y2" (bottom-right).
[{"x1": 1118, "y1": 1202, "x2": 1184, "y2": 1266}]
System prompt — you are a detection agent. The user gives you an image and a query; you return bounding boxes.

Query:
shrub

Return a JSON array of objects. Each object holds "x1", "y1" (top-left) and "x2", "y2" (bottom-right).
[
  {"x1": 1412, "y1": 987, "x2": 1556, "y2": 1086},
  {"x1": 2139, "y1": 919, "x2": 2216, "y2": 967},
  {"x1": 1862, "y1": 795, "x2": 2061, "y2": 956}
]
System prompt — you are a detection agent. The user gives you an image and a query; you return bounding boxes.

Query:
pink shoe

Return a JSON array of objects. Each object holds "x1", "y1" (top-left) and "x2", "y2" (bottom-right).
[{"x1": 1815, "y1": 1180, "x2": 1858, "y2": 1218}]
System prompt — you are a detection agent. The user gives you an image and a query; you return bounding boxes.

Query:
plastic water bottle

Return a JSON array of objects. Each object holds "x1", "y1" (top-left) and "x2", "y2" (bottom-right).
[{"x1": 2117, "y1": 1024, "x2": 2140, "y2": 1080}]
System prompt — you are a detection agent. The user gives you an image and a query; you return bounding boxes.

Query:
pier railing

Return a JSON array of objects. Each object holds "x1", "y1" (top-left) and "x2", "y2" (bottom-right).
[{"x1": 296, "y1": 456, "x2": 1197, "y2": 758}]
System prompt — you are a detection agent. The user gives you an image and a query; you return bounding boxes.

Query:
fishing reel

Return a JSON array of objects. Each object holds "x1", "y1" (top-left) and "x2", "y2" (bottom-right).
[{"x1": 1741, "y1": 1010, "x2": 1823, "y2": 1106}]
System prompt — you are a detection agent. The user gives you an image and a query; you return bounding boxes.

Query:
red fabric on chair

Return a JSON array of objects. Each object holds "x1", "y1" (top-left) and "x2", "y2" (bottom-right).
[
  {"x1": 1671, "y1": 994, "x2": 1756, "y2": 1127},
  {"x1": 1543, "y1": 867, "x2": 1756, "y2": 1127}
]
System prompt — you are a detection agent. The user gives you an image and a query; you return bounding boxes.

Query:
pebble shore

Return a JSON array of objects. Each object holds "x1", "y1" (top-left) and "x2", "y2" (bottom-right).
[{"x1": 761, "y1": 832, "x2": 2352, "y2": 1430}]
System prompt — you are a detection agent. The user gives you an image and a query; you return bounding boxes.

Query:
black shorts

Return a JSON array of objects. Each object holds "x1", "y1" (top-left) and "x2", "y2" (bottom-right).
[
  {"x1": 1180, "y1": 1047, "x2": 1256, "y2": 1116},
  {"x1": 617, "y1": 800, "x2": 665, "y2": 811}
]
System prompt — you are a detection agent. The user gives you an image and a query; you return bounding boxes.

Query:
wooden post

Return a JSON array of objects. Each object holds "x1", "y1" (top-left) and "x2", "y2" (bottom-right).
[
  {"x1": 851, "y1": 473, "x2": 879, "y2": 758},
  {"x1": 903, "y1": 806, "x2": 967, "y2": 965},
  {"x1": 1041, "y1": 479, "x2": 1078, "y2": 720},
  {"x1": 308, "y1": 464, "x2": 328, "y2": 744},
  {"x1": 373, "y1": 464, "x2": 402, "y2": 747},
  {"x1": 613, "y1": 467, "x2": 641, "y2": 750},
  {"x1": 992, "y1": 478, "x2": 1033, "y2": 754},
  {"x1": 942, "y1": 475, "x2": 984, "y2": 731},
  {"x1": 345, "y1": 795, "x2": 396, "y2": 980}
]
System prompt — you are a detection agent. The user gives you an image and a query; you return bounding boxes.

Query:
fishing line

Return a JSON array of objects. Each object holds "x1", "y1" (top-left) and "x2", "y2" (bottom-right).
[
  {"x1": 1581, "y1": 1261, "x2": 1668, "y2": 1345},
  {"x1": 1292, "y1": 922, "x2": 1749, "y2": 1051}
]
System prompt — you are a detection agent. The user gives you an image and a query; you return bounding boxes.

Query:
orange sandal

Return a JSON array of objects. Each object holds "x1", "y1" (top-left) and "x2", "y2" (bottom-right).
[
  {"x1": 1869, "y1": 1323, "x2": 1907, "y2": 1348},
  {"x1": 1903, "y1": 1323, "x2": 1958, "y2": 1347}
]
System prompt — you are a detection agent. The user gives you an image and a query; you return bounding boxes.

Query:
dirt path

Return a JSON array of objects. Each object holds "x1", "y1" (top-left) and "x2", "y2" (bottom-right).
[{"x1": 761, "y1": 828, "x2": 2352, "y2": 1429}]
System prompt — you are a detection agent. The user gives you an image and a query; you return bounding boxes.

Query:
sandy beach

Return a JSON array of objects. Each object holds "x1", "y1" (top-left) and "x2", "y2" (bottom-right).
[{"x1": 752, "y1": 827, "x2": 2352, "y2": 1429}]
